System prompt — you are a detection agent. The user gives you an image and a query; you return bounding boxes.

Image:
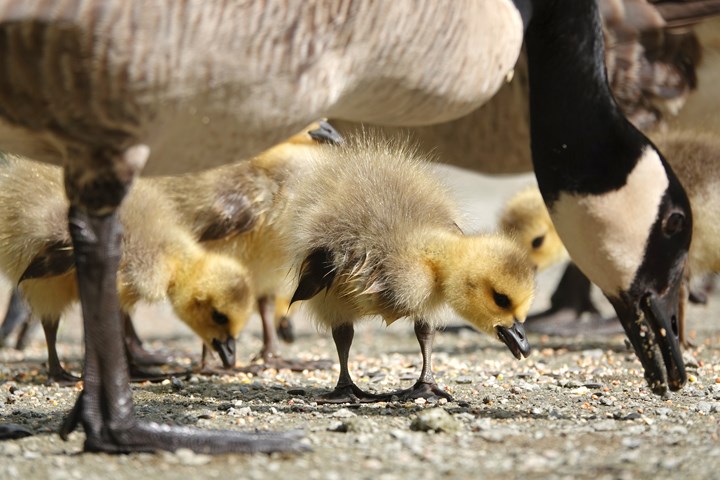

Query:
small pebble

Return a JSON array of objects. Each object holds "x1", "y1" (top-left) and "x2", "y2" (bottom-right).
[
  {"x1": 410, "y1": 408, "x2": 461, "y2": 433},
  {"x1": 332, "y1": 408, "x2": 357, "y2": 419}
]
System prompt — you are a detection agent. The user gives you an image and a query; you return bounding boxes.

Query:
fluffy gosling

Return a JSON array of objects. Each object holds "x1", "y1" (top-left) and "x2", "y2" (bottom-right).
[
  {"x1": 0, "y1": 154, "x2": 253, "y2": 383},
  {"x1": 151, "y1": 120, "x2": 342, "y2": 371},
  {"x1": 289, "y1": 135, "x2": 535, "y2": 403}
]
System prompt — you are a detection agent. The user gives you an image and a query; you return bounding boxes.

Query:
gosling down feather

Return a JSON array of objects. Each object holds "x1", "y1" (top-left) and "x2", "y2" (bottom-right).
[
  {"x1": 151, "y1": 120, "x2": 343, "y2": 371},
  {"x1": 288, "y1": 134, "x2": 535, "y2": 403},
  {"x1": 0, "y1": 154, "x2": 254, "y2": 382}
]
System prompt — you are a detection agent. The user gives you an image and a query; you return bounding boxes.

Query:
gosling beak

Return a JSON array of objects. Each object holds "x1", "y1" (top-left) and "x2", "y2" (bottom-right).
[
  {"x1": 609, "y1": 279, "x2": 686, "y2": 395},
  {"x1": 212, "y1": 337, "x2": 236, "y2": 368},
  {"x1": 308, "y1": 120, "x2": 344, "y2": 145},
  {"x1": 496, "y1": 320, "x2": 531, "y2": 360}
]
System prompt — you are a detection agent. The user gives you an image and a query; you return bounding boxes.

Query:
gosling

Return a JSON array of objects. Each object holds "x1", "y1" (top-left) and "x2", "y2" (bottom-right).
[
  {"x1": 288, "y1": 134, "x2": 535, "y2": 403},
  {"x1": 499, "y1": 186, "x2": 568, "y2": 271},
  {"x1": 0, "y1": 154, "x2": 254, "y2": 383},
  {"x1": 152, "y1": 120, "x2": 342, "y2": 371}
]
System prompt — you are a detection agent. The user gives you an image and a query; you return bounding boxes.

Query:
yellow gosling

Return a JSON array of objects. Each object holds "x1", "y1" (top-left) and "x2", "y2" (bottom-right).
[
  {"x1": 0, "y1": 155, "x2": 253, "y2": 383},
  {"x1": 289, "y1": 134, "x2": 535, "y2": 403},
  {"x1": 151, "y1": 121, "x2": 342, "y2": 370}
]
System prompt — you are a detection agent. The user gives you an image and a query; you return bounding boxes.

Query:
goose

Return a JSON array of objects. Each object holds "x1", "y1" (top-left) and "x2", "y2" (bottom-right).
[
  {"x1": 330, "y1": 0, "x2": 720, "y2": 175},
  {"x1": 0, "y1": 0, "x2": 696, "y2": 454},
  {"x1": 152, "y1": 120, "x2": 342, "y2": 372},
  {"x1": 0, "y1": 154, "x2": 255, "y2": 383},
  {"x1": 289, "y1": 135, "x2": 534, "y2": 403},
  {"x1": 503, "y1": 130, "x2": 720, "y2": 346}
]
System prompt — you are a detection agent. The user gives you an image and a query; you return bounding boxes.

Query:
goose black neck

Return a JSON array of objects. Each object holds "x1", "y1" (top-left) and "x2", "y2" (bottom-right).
[{"x1": 523, "y1": 0, "x2": 649, "y2": 205}]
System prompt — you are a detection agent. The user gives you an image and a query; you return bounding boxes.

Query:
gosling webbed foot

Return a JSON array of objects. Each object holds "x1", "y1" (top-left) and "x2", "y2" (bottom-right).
[
  {"x1": 0, "y1": 424, "x2": 34, "y2": 440},
  {"x1": 46, "y1": 368, "x2": 82, "y2": 387},
  {"x1": 127, "y1": 346, "x2": 175, "y2": 368},
  {"x1": 128, "y1": 365, "x2": 190, "y2": 383},
  {"x1": 316, "y1": 384, "x2": 391, "y2": 404},
  {"x1": 390, "y1": 380, "x2": 453, "y2": 402},
  {"x1": 525, "y1": 263, "x2": 622, "y2": 336}
]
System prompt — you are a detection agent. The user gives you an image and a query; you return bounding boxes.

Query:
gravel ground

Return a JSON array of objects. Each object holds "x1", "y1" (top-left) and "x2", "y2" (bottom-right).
[{"x1": 1, "y1": 169, "x2": 719, "y2": 480}]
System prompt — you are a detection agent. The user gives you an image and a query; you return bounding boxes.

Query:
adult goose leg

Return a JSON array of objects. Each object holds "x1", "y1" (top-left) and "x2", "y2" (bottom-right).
[{"x1": 58, "y1": 146, "x2": 304, "y2": 454}]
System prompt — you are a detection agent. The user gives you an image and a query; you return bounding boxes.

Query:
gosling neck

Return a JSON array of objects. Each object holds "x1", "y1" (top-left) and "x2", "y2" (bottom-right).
[
  {"x1": 165, "y1": 238, "x2": 205, "y2": 297},
  {"x1": 417, "y1": 229, "x2": 466, "y2": 293}
]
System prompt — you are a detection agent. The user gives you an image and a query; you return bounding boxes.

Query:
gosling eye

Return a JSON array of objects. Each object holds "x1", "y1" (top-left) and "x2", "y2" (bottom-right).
[
  {"x1": 531, "y1": 235, "x2": 545, "y2": 249},
  {"x1": 211, "y1": 309, "x2": 229, "y2": 326},
  {"x1": 663, "y1": 211, "x2": 685, "y2": 236},
  {"x1": 493, "y1": 291, "x2": 511, "y2": 309}
]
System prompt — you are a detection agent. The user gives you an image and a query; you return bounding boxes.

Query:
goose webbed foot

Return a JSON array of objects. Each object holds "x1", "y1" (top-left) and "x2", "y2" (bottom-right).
[
  {"x1": 526, "y1": 263, "x2": 623, "y2": 336},
  {"x1": 0, "y1": 424, "x2": 33, "y2": 440},
  {"x1": 316, "y1": 384, "x2": 391, "y2": 404},
  {"x1": 61, "y1": 392, "x2": 307, "y2": 454},
  {"x1": 390, "y1": 380, "x2": 453, "y2": 402}
]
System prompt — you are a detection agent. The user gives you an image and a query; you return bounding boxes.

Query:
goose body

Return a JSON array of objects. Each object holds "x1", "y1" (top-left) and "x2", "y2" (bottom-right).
[
  {"x1": 289, "y1": 135, "x2": 535, "y2": 402},
  {"x1": 0, "y1": 0, "x2": 696, "y2": 453},
  {"x1": 0, "y1": 154, "x2": 254, "y2": 380}
]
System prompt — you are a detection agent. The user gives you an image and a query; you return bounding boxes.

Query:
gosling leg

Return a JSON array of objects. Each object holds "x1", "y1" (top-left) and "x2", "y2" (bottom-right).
[
  {"x1": 41, "y1": 316, "x2": 81, "y2": 386},
  {"x1": 0, "y1": 289, "x2": 33, "y2": 349},
  {"x1": 249, "y1": 295, "x2": 330, "y2": 372},
  {"x1": 391, "y1": 320, "x2": 453, "y2": 402},
  {"x1": 317, "y1": 323, "x2": 389, "y2": 404}
]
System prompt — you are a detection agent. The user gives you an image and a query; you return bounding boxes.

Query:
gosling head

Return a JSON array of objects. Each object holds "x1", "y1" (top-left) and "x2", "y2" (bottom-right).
[
  {"x1": 499, "y1": 186, "x2": 567, "y2": 271},
  {"x1": 169, "y1": 253, "x2": 254, "y2": 368},
  {"x1": 440, "y1": 234, "x2": 536, "y2": 360}
]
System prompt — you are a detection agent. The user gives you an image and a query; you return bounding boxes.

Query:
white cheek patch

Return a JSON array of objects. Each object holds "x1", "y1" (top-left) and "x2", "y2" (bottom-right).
[{"x1": 549, "y1": 148, "x2": 668, "y2": 296}]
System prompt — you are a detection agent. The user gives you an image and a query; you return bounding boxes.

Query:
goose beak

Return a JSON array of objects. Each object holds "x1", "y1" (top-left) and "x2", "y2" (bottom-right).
[
  {"x1": 609, "y1": 278, "x2": 686, "y2": 395},
  {"x1": 308, "y1": 120, "x2": 344, "y2": 145},
  {"x1": 212, "y1": 337, "x2": 236, "y2": 368},
  {"x1": 496, "y1": 320, "x2": 531, "y2": 360}
]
